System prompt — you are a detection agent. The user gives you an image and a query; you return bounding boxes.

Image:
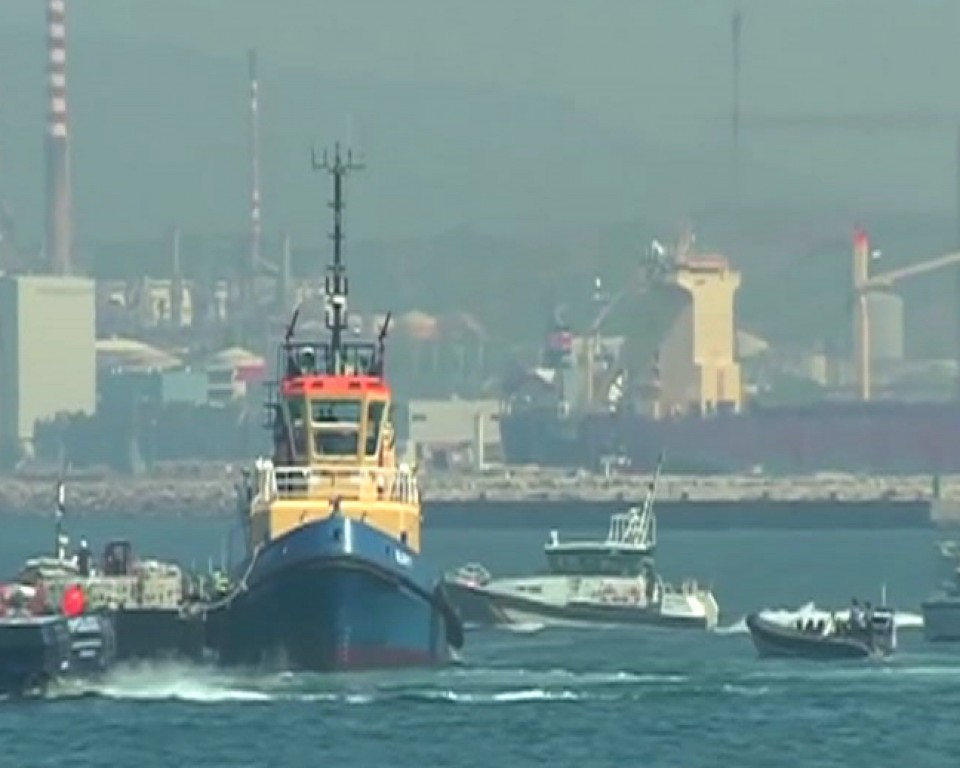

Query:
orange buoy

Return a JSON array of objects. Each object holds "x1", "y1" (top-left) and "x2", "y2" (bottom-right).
[{"x1": 61, "y1": 583, "x2": 85, "y2": 617}]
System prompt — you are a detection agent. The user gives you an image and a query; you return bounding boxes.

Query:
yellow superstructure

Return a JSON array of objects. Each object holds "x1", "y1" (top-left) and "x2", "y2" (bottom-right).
[
  {"x1": 664, "y1": 253, "x2": 743, "y2": 414},
  {"x1": 247, "y1": 370, "x2": 422, "y2": 553}
]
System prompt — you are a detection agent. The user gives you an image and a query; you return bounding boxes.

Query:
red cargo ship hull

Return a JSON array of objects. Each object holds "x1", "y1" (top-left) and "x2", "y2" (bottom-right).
[{"x1": 500, "y1": 401, "x2": 960, "y2": 474}]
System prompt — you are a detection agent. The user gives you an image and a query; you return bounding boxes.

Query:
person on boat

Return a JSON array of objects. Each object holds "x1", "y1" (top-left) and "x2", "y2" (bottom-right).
[
  {"x1": 56, "y1": 531, "x2": 69, "y2": 562},
  {"x1": 298, "y1": 346, "x2": 318, "y2": 375},
  {"x1": 863, "y1": 601, "x2": 875, "y2": 639},
  {"x1": 850, "y1": 598, "x2": 863, "y2": 630},
  {"x1": 645, "y1": 574, "x2": 656, "y2": 603},
  {"x1": 828, "y1": 611, "x2": 839, "y2": 634},
  {"x1": 77, "y1": 537, "x2": 92, "y2": 577}
]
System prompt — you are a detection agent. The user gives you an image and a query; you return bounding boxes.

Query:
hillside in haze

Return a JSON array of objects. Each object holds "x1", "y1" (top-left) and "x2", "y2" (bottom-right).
[{"x1": 2, "y1": 0, "x2": 960, "y2": 354}]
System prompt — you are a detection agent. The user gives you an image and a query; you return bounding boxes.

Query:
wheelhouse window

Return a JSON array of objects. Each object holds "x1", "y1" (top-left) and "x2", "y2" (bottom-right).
[
  {"x1": 365, "y1": 401, "x2": 387, "y2": 456},
  {"x1": 287, "y1": 398, "x2": 305, "y2": 426},
  {"x1": 275, "y1": 397, "x2": 308, "y2": 461},
  {"x1": 311, "y1": 399, "x2": 361, "y2": 424},
  {"x1": 311, "y1": 398, "x2": 361, "y2": 457}
]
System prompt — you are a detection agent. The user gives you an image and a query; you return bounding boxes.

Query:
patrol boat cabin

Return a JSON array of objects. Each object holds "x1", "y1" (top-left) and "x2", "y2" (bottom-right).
[{"x1": 542, "y1": 456, "x2": 661, "y2": 577}]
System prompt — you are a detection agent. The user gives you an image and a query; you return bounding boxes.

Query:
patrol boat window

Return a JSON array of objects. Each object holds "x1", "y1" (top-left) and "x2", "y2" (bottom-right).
[
  {"x1": 545, "y1": 550, "x2": 648, "y2": 577},
  {"x1": 311, "y1": 398, "x2": 361, "y2": 457}
]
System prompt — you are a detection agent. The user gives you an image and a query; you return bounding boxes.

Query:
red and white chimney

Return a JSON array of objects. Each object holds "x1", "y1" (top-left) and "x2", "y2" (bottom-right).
[{"x1": 45, "y1": 0, "x2": 72, "y2": 275}]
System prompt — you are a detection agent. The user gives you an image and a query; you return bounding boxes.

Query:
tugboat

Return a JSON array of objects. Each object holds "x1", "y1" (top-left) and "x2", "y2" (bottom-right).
[
  {"x1": 746, "y1": 600, "x2": 897, "y2": 660},
  {"x1": 445, "y1": 455, "x2": 720, "y2": 630},
  {"x1": 199, "y1": 145, "x2": 463, "y2": 671}
]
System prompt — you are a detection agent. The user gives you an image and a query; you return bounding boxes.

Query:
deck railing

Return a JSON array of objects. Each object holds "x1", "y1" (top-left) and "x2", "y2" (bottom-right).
[{"x1": 251, "y1": 458, "x2": 419, "y2": 505}]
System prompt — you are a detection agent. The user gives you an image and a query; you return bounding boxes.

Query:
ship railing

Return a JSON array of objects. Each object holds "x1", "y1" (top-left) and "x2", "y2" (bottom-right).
[
  {"x1": 255, "y1": 460, "x2": 420, "y2": 505},
  {"x1": 607, "y1": 506, "x2": 656, "y2": 549},
  {"x1": 608, "y1": 455, "x2": 661, "y2": 547},
  {"x1": 660, "y1": 579, "x2": 705, "y2": 597}
]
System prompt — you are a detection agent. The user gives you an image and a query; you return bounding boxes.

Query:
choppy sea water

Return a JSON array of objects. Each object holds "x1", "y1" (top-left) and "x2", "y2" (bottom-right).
[{"x1": 1, "y1": 515, "x2": 958, "y2": 766}]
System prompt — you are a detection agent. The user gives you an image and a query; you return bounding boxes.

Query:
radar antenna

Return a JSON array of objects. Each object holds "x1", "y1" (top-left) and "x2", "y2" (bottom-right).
[
  {"x1": 373, "y1": 311, "x2": 392, "y2": 375},
  {"x1": 284, "y1": 303, "x2": 301, "y2": 345},
  {"x1": 311, "y1": 142, "x2": 363, "y2": 374}
]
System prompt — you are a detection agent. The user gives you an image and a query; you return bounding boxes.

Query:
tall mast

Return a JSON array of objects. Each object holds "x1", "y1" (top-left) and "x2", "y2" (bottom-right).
[
  {"x1": 311, "y1": 143, "x2": 363, "y2": 374},
  {"x1": 248, "y1": 49, "x2": 262, "y2": 294}
]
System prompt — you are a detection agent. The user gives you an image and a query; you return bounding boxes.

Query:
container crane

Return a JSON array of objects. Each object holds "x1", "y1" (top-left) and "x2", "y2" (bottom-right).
[{"x1": 852, "y1": 228, "x2": 960, "y2": 400}]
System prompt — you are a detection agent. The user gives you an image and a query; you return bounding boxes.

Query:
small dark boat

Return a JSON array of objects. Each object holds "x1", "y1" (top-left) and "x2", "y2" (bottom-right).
[
  {"x1": 0, "y1": 584, "x2": 116, "y2": 698},
  {"x1": 0, "y1": 615, "x2": 71, "y2": 697},
  {"x1": 746, "y1": 607, "x2": 896, "y2": 660}
]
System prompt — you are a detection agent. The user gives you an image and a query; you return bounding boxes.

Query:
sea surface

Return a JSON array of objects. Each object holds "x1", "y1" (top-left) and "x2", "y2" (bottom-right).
[{"x1": 1, "y1": 514, "x2": 958, "y2": 767}]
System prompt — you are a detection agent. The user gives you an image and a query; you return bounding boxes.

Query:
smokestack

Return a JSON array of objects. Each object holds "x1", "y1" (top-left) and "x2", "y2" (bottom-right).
[
  {"x1": 731, "y1": 10, "x2": 742, "y2": 188},
  {"x1": 45, "y1": 0, "x2": 72, "y2": 275},
  {"x1": 248, "y1": 49, "x2": 261, "y2": 292},
  {"x1": 171, "y1": 226, "x2": 183, "y2": 329}
]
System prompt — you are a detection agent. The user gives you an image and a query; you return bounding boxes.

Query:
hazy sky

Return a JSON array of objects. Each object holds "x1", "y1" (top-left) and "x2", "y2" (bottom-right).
[{"x1": 2, "y1": 0, "x2": 960, "y2": 251}]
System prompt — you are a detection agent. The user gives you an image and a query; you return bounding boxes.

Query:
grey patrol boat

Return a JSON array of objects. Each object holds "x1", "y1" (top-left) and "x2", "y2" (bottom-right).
[{"x1": 445, "y1": 457, "x2": 720, "y2": 631}]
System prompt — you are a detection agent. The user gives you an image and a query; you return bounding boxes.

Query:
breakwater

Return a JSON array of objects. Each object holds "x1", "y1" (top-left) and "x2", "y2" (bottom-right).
[
  {"x1": 425, "y1": 499, "x2": 931, "y2": 530},
  {"x1": 0, "y1": 463, "x2": 954, "y2": 528}
]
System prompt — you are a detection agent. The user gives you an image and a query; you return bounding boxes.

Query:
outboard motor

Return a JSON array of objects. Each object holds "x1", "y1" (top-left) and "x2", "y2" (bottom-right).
[
  {"x1": 61, "y1": 584, "x2": 116, "y2": 678},
  {"x1": 66, "y1": 614, "x2": 116, "y2": 676}
]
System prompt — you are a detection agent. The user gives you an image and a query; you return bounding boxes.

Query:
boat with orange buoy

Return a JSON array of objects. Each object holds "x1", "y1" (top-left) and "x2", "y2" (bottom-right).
[
  {"x1": 1, "y1": 483, "x2": 117, "y2": 696},
  {"x1": 196, "y1": 146, "x2": 464, "y2": 671},
  {"x1": 9, "y1": 480, "x2": 205, "y2": 666},
  {"x1": 0, "y1": 578, "x2": 115, "y2": 698}
]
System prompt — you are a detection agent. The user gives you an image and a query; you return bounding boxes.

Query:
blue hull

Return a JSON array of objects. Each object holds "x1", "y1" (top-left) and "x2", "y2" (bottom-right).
[{"x1": 204, "y1": 515, "x2": 462, "y2": 671}]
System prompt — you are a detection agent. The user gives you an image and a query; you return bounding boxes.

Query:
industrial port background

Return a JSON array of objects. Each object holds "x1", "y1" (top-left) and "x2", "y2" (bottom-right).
[
  {"x1": 4, "y1": 0, "x2": 960, "y2": 516},
  {"x1": 2, "y1": 0, "x2": 960, "y2": 350}
]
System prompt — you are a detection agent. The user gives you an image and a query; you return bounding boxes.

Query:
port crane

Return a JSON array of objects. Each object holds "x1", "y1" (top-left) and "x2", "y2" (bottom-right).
[
  {"x1": 581, "y1": 234, "x2": 679, "y2": 407},
  {"x1": 852, "y1": 228, "x2": 960, "y2": 401}
]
